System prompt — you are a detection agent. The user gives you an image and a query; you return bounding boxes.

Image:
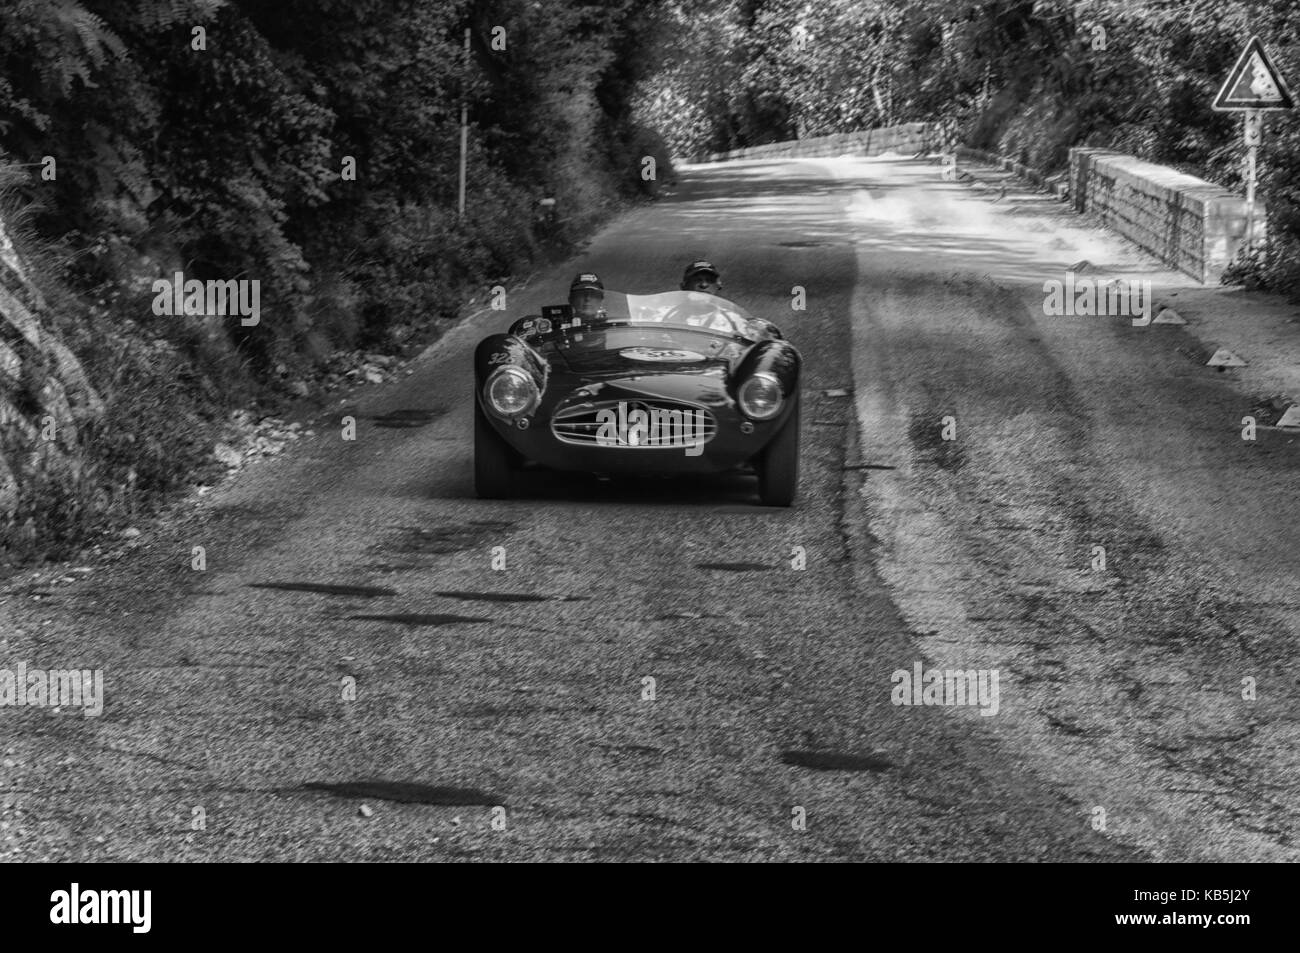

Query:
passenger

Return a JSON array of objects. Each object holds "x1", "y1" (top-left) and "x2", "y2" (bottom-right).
[{"x1": 569, "y1": 272, "x2": 606, "y2": 323}]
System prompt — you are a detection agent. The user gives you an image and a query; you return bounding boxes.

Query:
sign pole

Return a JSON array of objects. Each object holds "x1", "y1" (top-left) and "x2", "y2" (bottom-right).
[
  {"x1": 1245, "y1": 114, "x2": 1257, "y2": 254},
  {"x1": 1213, "y1": 37, "x2": 1295, "y2": 261},
  {"x1": 458, "y1": 27, "x2": 470, "y2": 220}
]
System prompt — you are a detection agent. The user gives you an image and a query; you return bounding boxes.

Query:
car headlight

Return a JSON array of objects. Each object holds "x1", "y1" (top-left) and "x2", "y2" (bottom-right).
[
  {"x1": 485, "y1": 366, "x2": 538, "y2": 417},
  {"x1": 737, "y1": 372, "x2": 783, "y2": 420}
]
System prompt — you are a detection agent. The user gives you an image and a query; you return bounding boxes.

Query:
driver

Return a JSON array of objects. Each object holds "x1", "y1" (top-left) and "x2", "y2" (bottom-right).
[
  {"x1": 569, "y1": 272, "x2": 606, "y2": 323},
  {"x1": 680, "y1": 259, "x2": 722, "y2": 294},
  {"x1": 666, "y1": 259, "x2": 737, "y2": 330}
]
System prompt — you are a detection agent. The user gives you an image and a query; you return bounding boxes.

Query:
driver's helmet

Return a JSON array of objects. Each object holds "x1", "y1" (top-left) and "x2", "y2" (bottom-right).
[
  {"x1": 569, "y1": 272, "x2": 605, "y2": 322},
  {"x1": 680, "y1": 259, "x2": 722, "y2": 294}
]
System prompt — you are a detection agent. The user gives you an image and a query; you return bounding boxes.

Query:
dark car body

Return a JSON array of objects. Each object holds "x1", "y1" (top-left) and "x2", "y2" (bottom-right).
[{"x1": 473, "y1": 290, "x2": 801, "y2": 503}]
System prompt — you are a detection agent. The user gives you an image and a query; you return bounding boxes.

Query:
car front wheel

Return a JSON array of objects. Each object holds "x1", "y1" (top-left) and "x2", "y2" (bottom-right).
[
  {"x1": 757, "y1": 402, "x2": 799, "y2": 506},
  {"x1": 474, "y1": 399, "x2": 521, "y2": 499}
]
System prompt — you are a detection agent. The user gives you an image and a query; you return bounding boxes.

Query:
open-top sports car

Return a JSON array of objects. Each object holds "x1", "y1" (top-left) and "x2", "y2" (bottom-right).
[{"x1": 473, "y1": 289, "x2": 800, "y2": 505}]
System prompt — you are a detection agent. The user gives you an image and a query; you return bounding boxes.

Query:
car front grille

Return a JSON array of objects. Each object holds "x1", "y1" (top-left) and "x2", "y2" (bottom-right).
[{"x1": 552, "y1": 398, "x2": 717, "y2": 448}]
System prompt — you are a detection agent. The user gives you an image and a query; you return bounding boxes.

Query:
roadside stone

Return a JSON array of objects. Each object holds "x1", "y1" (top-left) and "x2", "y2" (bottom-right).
[{"x1": 214, "y1": 443, "x2": 242, "y2": 468}]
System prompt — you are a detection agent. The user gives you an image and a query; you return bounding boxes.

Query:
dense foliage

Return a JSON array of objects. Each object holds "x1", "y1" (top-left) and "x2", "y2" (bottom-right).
[
  {"x1": 0, "y1": 0, "x2": 673, "y2": 559},
  {"x1": 1, "y1": 0, "x2": 671, "y2": 362}
]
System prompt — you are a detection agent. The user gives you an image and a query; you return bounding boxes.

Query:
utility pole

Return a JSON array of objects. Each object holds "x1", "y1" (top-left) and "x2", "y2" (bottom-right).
[{"x1": 458, "y1": 26, "x2": 470, "y2": 220}]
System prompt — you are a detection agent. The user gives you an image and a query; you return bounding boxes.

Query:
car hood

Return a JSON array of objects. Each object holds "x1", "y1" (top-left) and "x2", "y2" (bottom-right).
[
  {"x1": 539, "y1": 326, "x2": 744, "y2": 378},
  {"x1": 548, "y1": 371, "x2": 735, "y2": 410}
]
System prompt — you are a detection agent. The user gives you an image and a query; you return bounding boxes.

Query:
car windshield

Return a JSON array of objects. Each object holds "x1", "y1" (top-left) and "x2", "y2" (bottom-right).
[{"x1": 596, "y1": 290, "x2": 759, "y2": 339}]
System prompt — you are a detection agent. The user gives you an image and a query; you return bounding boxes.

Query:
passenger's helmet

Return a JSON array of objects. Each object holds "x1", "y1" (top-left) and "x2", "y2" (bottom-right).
[{"x1": 569, "y1": 272, "x2": 605, "y2": 320}]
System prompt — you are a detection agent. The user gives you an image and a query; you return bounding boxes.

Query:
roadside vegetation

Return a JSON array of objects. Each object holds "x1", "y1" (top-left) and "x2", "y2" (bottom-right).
[{"x1": 0, "y1": 0, "x2": 673, "y2": 565}]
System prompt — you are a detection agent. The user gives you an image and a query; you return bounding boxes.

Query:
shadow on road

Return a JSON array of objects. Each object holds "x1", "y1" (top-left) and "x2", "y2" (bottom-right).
[{"x1": 442, "y1": 464, "x2": 792, "y2": 510}]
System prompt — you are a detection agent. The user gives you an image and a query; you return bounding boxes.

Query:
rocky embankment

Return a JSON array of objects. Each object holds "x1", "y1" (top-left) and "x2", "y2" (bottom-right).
[{"x1": 0, "y1": 219, "x2": 103, "y2": 547}]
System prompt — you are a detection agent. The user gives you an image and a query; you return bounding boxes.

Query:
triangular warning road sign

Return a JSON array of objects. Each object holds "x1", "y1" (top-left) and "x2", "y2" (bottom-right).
[
  {"x1": 1214, "y1": 36, "x2": 1295, "y2": 111},
  {"x1": 1207, "y1": 348, "x2": 1246, "y2": 367}
]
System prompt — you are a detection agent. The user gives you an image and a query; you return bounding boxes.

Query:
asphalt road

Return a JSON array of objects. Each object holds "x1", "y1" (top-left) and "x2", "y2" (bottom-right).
[{"x1": 2, "y1": 154, "x2": 1296, "y2": 861}]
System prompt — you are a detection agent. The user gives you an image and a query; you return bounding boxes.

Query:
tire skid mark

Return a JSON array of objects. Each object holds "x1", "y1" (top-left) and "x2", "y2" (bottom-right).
[
  {"x1": 299, "y1": 781, "x2": 502, "y2": 806},
  {"x1": 248, "y1": 581, "x2": 397, "y2": 598}
]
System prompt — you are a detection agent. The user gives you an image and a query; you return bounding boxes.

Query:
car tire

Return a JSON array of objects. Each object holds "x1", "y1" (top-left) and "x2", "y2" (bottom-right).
[
  {"x1": 474, "y1": 399, "x2": 521, "y2": 499},
  {"x1": 757, "y1": 401, "x2": 799, "y2": 506}
]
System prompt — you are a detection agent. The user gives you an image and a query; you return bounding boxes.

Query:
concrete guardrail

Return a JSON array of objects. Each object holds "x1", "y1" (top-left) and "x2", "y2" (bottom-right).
[
  {"x1": 704, "y1": 122, "x2": 934, "y2": 162},
  {"x1": 1070, "y1": 147, "x2": 1264, "y2": 284}
]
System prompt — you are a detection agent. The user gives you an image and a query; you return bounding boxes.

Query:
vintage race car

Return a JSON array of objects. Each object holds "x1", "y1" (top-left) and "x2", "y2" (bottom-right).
[{"x1": 473, "y1": 289, "x2": 801, "y2": 505}]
